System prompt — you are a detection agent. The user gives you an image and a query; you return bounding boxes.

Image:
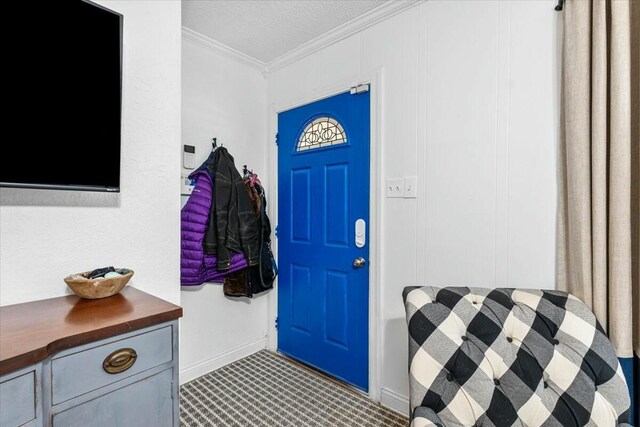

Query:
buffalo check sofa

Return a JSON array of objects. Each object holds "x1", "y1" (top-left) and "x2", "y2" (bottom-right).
[{"x1": 403, "y1": 287, "x2": 631, "y2": 427}]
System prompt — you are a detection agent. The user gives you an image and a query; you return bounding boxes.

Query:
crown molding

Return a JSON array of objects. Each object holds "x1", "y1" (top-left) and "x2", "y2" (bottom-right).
[
  {"x1": 264, "y1": 0, "x2": 425, "y2": 74},
  {"x1": 182, "y1": 27, "x2": 266, "y2": 73},
  {"x1": 182, "y1": 0, "x2": 425, "y2": 77}
]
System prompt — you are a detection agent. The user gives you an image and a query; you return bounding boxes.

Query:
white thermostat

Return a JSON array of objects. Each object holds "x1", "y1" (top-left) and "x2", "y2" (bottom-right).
[{"x1": 183, "y1": 145, "x2": 196, "y2": 169}]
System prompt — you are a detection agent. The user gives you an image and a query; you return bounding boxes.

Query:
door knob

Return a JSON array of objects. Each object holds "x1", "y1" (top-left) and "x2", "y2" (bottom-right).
[{"x1": 353, "y1": 257, "x2": 366, "y2": 268}]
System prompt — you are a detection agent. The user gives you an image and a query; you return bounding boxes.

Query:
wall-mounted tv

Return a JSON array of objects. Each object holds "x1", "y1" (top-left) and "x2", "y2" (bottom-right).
[{"x1": 1, "y1": 0, "x2": 123, "y2": 192}]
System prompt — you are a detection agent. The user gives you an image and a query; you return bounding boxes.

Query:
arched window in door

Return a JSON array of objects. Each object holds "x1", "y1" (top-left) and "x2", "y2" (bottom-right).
[{"x1": 297, "y1": 117, "x2": 347, "y2": 151}]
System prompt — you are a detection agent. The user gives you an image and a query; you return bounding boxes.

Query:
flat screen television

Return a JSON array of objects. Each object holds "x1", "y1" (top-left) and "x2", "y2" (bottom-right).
[{"x1": 1, "y1": 0, "x2": 123, "y2": 192}]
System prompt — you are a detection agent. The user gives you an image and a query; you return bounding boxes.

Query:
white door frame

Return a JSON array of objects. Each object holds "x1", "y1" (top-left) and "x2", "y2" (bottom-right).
[{"x1": 267, "y1": 68, "x2": 384, "y2": 401}]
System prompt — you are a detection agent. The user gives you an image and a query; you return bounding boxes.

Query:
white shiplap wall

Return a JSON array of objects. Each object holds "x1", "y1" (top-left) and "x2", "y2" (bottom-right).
[
  {"x1": 179, "y1": 37, "x2": 270, "y2": 384},
  {"x1": 0, "y1": 0, "x2": 181, "y2": 307},
  {"x1": 267, "y1": 0, "x2": 559, "y2": 412}
]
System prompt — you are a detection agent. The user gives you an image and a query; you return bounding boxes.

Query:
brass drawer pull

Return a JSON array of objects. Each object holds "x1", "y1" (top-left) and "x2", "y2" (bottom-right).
[{"x1": 103, "y1": 348, "x2": 137, "y2": 374}]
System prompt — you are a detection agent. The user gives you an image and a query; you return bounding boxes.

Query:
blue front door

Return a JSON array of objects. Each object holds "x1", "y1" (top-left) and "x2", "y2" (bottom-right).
[{"x1": 278, "y1": 90, "x2": 370, "y2": 391}]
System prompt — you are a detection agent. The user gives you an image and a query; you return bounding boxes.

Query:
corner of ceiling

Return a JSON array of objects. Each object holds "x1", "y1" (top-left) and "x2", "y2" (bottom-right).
[
  {"x1": 182, "y1": 0, "x2": 425, "y2": 79},
  {"x1": 265, "y1": 0, "x2": 425, "y2": 74},
  {"x1": 182, "y1": 26, "x2": 268, "y2": 75}
]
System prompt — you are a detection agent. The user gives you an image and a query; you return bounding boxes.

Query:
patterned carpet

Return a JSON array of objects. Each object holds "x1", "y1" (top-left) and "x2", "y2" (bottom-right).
[{"x1": 180, "y1": 350, "x2": 408, "y2": 427}]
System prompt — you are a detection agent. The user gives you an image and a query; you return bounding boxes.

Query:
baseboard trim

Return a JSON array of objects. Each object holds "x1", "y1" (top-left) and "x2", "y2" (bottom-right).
[
  {"x1": 380, "y1": 387, "x2": 410, "y2": 417},
  {"x1": 179, "y1": 338, "x2": 267, "y2": 385}
]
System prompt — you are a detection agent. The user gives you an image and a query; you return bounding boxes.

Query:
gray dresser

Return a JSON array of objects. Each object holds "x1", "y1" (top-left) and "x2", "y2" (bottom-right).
[{"x1": 0, "y1": 288, "x2": 183, "y2": 427}]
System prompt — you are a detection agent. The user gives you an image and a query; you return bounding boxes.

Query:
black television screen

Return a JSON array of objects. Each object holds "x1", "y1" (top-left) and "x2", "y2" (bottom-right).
[{"x1": 1, "y1": 0, "x2": 122, "y2": 192}]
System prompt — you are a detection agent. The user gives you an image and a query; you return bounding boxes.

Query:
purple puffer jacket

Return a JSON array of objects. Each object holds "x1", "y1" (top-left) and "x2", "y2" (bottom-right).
[{"x1": 181, "y1": 168, "x2": 248, "y2": 286}]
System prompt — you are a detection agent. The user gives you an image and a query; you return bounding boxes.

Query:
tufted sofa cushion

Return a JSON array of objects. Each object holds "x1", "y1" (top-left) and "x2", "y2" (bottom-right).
[{"x1": 403, "y1": 287, "x2": 631, "y2": 427}]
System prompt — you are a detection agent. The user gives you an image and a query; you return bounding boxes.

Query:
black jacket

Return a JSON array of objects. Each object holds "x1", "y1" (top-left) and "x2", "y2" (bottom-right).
[
  {"x1": 203, "y1": 147, "x2": 260, "y2": 269},
  {"x1": 223, "y1": 181, "x2": 277, "y2": 298},
  {"x1": 248, "y1": 182, "x2": 276, "y2": 295}
]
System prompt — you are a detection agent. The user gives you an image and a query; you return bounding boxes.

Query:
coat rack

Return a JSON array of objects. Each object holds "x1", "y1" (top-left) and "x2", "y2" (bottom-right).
[{"x1": 243, "y1": 165, "x2": 252, "y2": 179}]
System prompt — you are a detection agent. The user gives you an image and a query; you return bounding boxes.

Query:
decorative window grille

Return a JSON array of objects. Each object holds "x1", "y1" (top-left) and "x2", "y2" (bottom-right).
[{"x1": 297, "y1": 117, "x2": 347, "y2": 151}]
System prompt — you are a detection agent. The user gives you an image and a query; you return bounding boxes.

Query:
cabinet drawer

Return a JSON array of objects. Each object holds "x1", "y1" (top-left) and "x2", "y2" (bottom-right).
[
  {"x1": 0, "y1": 369, "x2": 36, "y2": 427},
  {"x1": 52, "y1": 325, "x2": 173, "y2": 404},
  {"x1": 52, "y1": 369, "x2": 174, "y2": 427}
]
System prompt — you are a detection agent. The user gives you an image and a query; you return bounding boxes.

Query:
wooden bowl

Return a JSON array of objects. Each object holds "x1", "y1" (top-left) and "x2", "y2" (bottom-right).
[{"x1": 64, "y1": 269, "x2": 134, "y2": 299}]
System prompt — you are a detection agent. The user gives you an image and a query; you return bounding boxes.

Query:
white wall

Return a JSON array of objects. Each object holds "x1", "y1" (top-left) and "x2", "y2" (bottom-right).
[
  {"x1": 180, "y1": 36, "x2": 269, "y2": 383},
  {"x1": 0, "y1": 0, "x2": 181, "y2": 306},
  {"x1": 267, "y1": 0, "x2": 559, "y2": 413}
]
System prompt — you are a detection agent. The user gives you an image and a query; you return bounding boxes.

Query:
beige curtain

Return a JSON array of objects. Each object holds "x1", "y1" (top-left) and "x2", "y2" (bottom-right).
[{"x1": 556, "y1": 0, "x2": 639, "y2": 361}]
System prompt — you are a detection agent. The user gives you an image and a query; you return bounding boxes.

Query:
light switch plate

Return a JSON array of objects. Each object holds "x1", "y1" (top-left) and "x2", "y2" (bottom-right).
[
  {"x1": 386, "y1": 178, "x2": 404, "y2": 198},
  {"x1": 404, "y1": 176, "x2": 417, "y2": 198}
]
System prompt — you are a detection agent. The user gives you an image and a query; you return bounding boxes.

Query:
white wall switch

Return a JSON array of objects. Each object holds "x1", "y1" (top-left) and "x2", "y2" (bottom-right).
[
  {"x1": 386, "y1": 178, "x2": 404, "y2": 198},
  {"x1": 404, "y1": 176, "x2": 417, "y2": 198}
]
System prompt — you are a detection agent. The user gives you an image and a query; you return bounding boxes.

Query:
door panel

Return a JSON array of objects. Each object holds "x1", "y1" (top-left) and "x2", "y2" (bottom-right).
[
  {"x1": 325, "y1": 164, "x2": 349, "y2": 246},
  {"x1": 291, "y1": 264, "x2": 311, "y2": 333},
  {"x1": 278, "y1": 90, "x2": 370, "y2": 390},
  {"x1": 291, "y1": 168, "x2": 311, "y2": 242},
  {"x1": 324, "y1": 269, "x2": 349, "y2": 348}
]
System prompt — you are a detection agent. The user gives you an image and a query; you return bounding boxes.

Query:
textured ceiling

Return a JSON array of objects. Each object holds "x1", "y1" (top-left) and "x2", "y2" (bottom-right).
[{"x1": 182, "y1": 0, "x2": 386, "y2": 63}]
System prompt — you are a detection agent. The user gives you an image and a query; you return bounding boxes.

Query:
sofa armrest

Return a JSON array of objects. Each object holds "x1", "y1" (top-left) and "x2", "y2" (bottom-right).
[{"x1": 411, "y1": 406, "x2": 445, "y2": 427}]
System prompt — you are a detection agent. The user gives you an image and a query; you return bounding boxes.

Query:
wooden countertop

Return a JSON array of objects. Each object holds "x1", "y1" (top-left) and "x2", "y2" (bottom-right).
[{"x1": 0, "y1": 287, "x2": 183, "y2": 376}]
